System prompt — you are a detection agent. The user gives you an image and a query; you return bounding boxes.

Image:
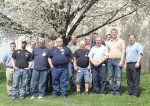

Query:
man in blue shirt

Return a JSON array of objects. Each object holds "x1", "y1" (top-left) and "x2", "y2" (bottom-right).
[
  {"x1": 48, "y1": 37, "x2": 72, "y2": 98},
  {"x1": 125, "y1": 34, "x2": 143, "y2": 97},
  {"x1": 31, "y1": 38, "x2": 50, "y2": 99},
  {"x1": 3, "y1": 42, "x2": 16, "y2": 96}
]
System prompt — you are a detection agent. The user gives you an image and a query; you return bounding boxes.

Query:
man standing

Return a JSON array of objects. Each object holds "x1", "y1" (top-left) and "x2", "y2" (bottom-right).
[
  {"x1": 3, "y1": 42, "x2": 16, "y2": 96},
  {"x1": 74, "y1": 40, "x2": 91, "y2": 94},
  {"x1": 125, "y1": 34, "x2": 143, "y2": 97},
  {"x1": 11, "y1": 41, "x2": 32, "y2": 100},
  {"x1": 67, "y1": 35, "x2": 79, "y2": 91},
  {"x1": 84, "y1": 36, "x2": 91, "y2": 50},
  {"x1": 107, "y1": 28, "x2": 125, "y2": 95},
  {"x1": 48, "y1": 37, "x2": 72, "y2": 97},
  {"x1": 89, "y1": 37, "x2": 108, "y2": 94},
  {"x1": 26, "y1": 40, "x2": 36, "y2": 94},
  {"x1": 31, "y1": 38, "x2": 50, "y2": 99}
]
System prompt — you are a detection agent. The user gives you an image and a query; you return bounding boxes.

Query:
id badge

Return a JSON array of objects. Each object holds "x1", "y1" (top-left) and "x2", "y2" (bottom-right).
[
  {"x1": 78, "y1": 70, "x2": 81, "y2": 73},
  {"x1": 102, "y1": 64, "x2": 105, "y2": 66}
]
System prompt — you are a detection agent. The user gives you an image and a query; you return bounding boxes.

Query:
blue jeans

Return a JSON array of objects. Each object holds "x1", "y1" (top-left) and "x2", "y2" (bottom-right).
[
  {"x1": 108, "y1": 59, "x2": 122, "y2": 93},
  {"x1": 26, "y1": 69, "x2": 32, "y2": 94},
  {"x1": 12, "y1": 69, "x2": 28, "y2": 98},
  {"x1": 76, "y1": 67, "x2": 91, "y2": 83},
  {"x1": 51, "y1": 65, "x2": 69, "y2": 96},
  {"x1": 31, "y1": 69, "x2": 48, "y2": 97},
  {"x1": 92, "y1": 65, "x2": 107, "y2": 93},
  {"x1": 68, "y1": 63, "x2": 76, "y2": 91}
]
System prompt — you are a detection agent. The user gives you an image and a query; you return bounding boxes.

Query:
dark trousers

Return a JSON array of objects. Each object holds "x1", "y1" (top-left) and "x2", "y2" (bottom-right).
[
  {"x1": 92, "y1": 65, "x2": 107, "y2": 93},
  {"x1": 126, "y1": 62, "x2": 141, "y2": 97},
  {"x1": 45, "y1": 69, "x2": 52, "y2": 93}
]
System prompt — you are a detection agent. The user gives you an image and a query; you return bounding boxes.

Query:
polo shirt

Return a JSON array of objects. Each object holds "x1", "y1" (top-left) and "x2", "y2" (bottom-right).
[
  {"x1": 3, "y1": 51, "x2": 13, "y2": 68},
  {"x1": 12, "y1": 49, "x2": 32, "y2": 68},
  {"x1": 74, "y1": 49, "x2": 89, "y2": 68},
  {"x1": 125, "y1": 42, "x2": 143, "y2": 63},
  {"x1": 32, "y1": 47, "x2": 50, "y2": 70},
  {"x1": 88, "y1": 45, "x2": 109, "y2": 62},
  {"x1": 67, "y1": 42, "x2": 79, "y2": 53},
  {"x1": 48, "y1": 46, "x2": 72, "y2": 66},
  {"x1": 107, "y1": 38, "x2": 125, "y2": 59}
]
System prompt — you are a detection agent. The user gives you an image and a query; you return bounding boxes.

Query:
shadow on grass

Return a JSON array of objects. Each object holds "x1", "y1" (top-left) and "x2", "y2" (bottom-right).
[
  {"x1": 0, "y1": 64, "x2": 6, "y2": 84},
  {"x1": 0, "y1": 71, "x2": 6, "y2": 84}
]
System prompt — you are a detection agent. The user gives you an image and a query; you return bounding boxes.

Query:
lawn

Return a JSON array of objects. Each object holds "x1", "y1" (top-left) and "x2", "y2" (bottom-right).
[{"x1": 0, "y1": 64, "x2": 150, "y2": 106}]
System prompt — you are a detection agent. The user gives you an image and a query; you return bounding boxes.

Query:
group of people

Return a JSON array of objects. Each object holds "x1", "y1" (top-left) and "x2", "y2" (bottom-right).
[{"x1": 2, "y1": 28, "x2": 143, "y2": 100}]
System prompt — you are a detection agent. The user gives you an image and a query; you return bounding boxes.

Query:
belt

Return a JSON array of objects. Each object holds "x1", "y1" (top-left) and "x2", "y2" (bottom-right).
[
  {"x1": 54, "y1": 64, "x2": 67, "y2": 68},
  {"x1": 109, "y1": 58, "x2": 120, "y2": 61},
  {"x1": 127, "y1": 62, "x2": 136, "y2": 64},
  {"x1": 6, "y1": 66, "x2": 13, "y2": 69}
]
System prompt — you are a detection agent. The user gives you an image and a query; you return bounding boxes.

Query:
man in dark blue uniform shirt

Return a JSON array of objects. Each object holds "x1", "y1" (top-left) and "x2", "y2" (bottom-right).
[
  {"x1": 11, "y1": 41, "x2": 32, "y2": 100},
  {"x1": 31, "y1": 38, "x2": 50, "y2": 99},
  {"x1": 48, "y1": 37, "x2": 72, "y2": 98}
]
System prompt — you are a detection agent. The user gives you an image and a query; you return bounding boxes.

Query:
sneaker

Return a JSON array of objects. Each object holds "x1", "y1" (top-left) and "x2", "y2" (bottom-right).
[
  {"x1": 38, "y1": 96, "x2": 43, "y2": 99},
  {"x1": 12, "y1": 97, "x2": 16, "y2": 100},
  {"x1": 110, "y1": 91, "x2": 115, "y2": 95},
  {"x1": 115, "y1": 92, "x2": 121, "y2": 96},
  {"x1": 84, "y1": 91, "x2": 89, "y2": 95},
  {"x1": 77, "y1": 91, "x2": 81, "y2": 95},
  {"x1": 19, "y1": 96, "x2": 24, "y2": 99},
  {"x1": 30, "y1": 96, "x2": 35, "y2": 99}
]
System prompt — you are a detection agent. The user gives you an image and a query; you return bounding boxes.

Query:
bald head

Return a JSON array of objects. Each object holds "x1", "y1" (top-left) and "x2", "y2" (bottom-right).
[
  {"x1": 79, "y1": 40, "x2": 86, "y2": 49},
  {"x1": 56, "y1": 37, "x2": 63, "y2": 47},
  {"x1": 39, "y1": 38, "x2": 45, "y2": 48}
]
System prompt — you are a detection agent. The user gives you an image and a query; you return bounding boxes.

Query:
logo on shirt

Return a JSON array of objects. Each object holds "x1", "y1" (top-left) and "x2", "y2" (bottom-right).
[
  {"x1": 17, "y1": 51, "x2": 20, "y2": 54},
  {"x1": 42, "y1": 51, "x2": 46, "y2": 56},
  {"x1": 60, "y1": 48, "x2": 64, "y2": 55},
  {"x1": 25, "y1": 53, "x2": 29, "y2": 57}
]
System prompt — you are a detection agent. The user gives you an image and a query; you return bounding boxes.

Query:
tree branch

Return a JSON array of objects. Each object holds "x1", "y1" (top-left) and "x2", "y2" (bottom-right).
[
  {"x1": 77, "y1": 8, "x2": 136, "y2": 38},
  {"x1": 67, "y1": 0, "x2": 98, "y2": 38}
]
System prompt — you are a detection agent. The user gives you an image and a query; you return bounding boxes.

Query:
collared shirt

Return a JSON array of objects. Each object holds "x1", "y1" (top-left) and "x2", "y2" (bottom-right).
[
  {"x1": 32, "y1": 47, "x2": 50, "y2": 70},
  {"x1": 107, "y1": 38, "x2": 125, "y2": 59},
  {"x1": 88, "y1": 45, "x2": 108, "y2": 62},
  {"x1": 3, "y1": 51, "x2": 13, "y2": 67},
  {"x1": 125, "y1": 42, "x2": 143, "y2": 62},
  {"x1": 67, "y1": 42, "x2": 79, "y2": 53},
  {"x1": 12, "y1": 49, "x2": 32, "y2": 68},
  {"x1": 48, "y1": 46, "x2": 73, "y2": 66}
]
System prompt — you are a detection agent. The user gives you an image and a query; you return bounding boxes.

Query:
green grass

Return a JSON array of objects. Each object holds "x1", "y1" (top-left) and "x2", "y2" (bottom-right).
[{"x1": 0, "y1": 64, "x2": 150, "y2": 106}]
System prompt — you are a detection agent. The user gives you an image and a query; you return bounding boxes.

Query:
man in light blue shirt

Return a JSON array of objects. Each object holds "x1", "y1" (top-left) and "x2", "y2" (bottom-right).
[
  {"x1": 3, "y1": 42, "x2": 16, "y2": 96},
  {"x1": 125, "y1": 34, "x2": 143, "y2": 97}
]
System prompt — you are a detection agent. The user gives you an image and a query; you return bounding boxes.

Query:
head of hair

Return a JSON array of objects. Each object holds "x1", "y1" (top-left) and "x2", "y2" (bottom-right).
[
  {"x1": 128, "y1": 34, "x2": 136, "y2": 38},
  {"x1": 92, "y1": 32, "x2": 98, "y2": 36},
  {"x1": 39, "y1": 38, "x2": 45, "y2": 43},
  {"x1": 10, "y1": 42, "x2": 16, "y2": 46},
  {"x1": 111, "y1": 28, "x2": 118, "y2": 33},
  {"x1": 105, "y1": 34, "x2": 111, "y2": 38},
  {"x1": 21, "y1": 41, "x2": 27, "y2": 45}
]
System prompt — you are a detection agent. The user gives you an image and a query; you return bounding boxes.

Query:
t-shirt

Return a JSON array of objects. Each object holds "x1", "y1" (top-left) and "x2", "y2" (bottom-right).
[
  {"x1": 32, "y1": 47, "x2": 50, "y2": 70},
  {"x1": 125, "y1": 42, "x2": 143, "y2": 62},
  {"x1": 48, "y1": 46, "x2": 72, "y2": 66},
  {"x1": 74, "y1": 49, "x2": 89, "y2": 68},
  {"x1": 12, "y1": 49, "x2": 32, "y2": 68}
]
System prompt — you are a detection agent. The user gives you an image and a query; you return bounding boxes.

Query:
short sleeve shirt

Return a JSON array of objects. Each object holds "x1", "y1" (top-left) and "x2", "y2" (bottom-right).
[
  {"x1": 32, "y1": 47, "x2": 50, "y2": 70},
  {"x1": 12, "y1": 49, "x2": 32, "y2": 68},
  {"x1": 107, "y1": 38, "x2": 125, "y2": 58},
  {"x1": 88, "y1": 45, "x2": 109, "y2": 62},
  {"x1": 48, "y1": 46, "x2": 72, "y2": 66},
  {"x1": 125, "y1": 42, "x2": 143, "y2": 62},
  {"x1": 74, "y1": 49, "x2": 89, "y2": 68}
]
